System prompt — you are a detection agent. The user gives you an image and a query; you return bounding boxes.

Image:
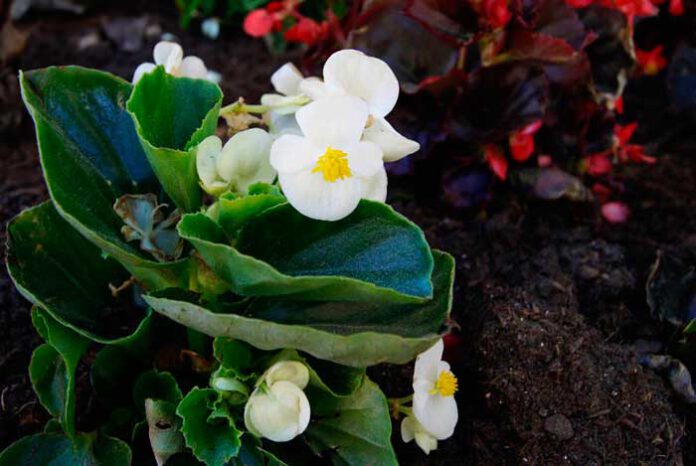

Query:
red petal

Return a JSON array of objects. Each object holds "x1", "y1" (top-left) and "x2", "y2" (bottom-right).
[
  {"x1": 614, "y1": 96, "x2": 624, "y2": 114},
  {"x1": 602, "y1": 202, "x2": 630, "y2": 223},
  {"x1": 244, "y1": 9, "x2": 274, "y2": 37},
  {"x1": 669, "y1": 0, "x2": 684, "y2": 14},
  {"x1": 586, "y1": 153, "x2": 613, "y2": 176},
  {"x1": 614, "y1": 122, "x2": 638, "y2": 145},
  {"x1": 635, "y1": 46, "x2": 668, "y2": 75},
  {"x1": 509, "y1": 132, "x2": 535, "y2": 162},
  {"x1": 284, "y1": 17, "x2": 323, "y2": 45},
  {"x1": 485, "y1": 145, "x2": 509, "y2": 180}
]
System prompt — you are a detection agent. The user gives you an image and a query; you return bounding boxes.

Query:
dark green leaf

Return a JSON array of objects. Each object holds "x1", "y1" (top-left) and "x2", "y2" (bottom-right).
[
  {"x1": 7, "y1": 202, "x2": 151, "y2": 342},
  {"x1": 127, "y1": 66, "x2": 222, "y2": 212},
  {"x1": 305, "y1": 378, "x2": 397, "y2": 466},
  {"x1": 213, "y1": 337, "x2": 254, "y2": 376},
  {"x1": 19, "y1": 66, "x2": 191, "y2": 290},
  {"x1": 0, "y1": 432, "x2": 131, "y2": 466},
  {"x1": 177, "y1": 388, "x2": 242, "y2": 466},
  {"x1": 134, "y1": 371, "x2": 184, "y2": 413},
  {"x1": 180, "y1": 200, "x2": 435, "y2": 303},
  {"x1": 29, "y1": 308, "x2": 90, "y2": 437},
  {"x1": 144, "y1": 251, "x2": 454, "y2": 367},
  {"x1": 208, "y1": 184, "x2": 286, "y2": 239}
]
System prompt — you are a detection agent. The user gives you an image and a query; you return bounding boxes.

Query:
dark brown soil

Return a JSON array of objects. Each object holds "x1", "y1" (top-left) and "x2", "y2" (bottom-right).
[{"x1": 1, "y1": 2, "x2": 695, "y2": 465}]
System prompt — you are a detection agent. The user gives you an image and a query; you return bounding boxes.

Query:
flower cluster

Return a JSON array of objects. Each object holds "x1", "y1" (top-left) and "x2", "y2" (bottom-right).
[
  {"x1": 243, "y1": 0, "x2": 338, "y2": 47},
  {"x1": 207, "y1": 49, "x2": 420, "y2": 221}
]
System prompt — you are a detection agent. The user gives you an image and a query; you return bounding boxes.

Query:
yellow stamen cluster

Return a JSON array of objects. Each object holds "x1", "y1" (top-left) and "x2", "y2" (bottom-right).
[
  {"x1": 312, "y1": 147, "x2": 351, "y2": 182},
  {"x1": 430, "y1": 370, "x2": 458, "y2": 397}
]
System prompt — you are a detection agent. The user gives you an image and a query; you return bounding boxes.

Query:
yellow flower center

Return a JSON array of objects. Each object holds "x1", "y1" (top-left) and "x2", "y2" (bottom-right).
[
  {"x1": 430, "y1": 370, "x2": 458, "y2": 397},
  {"x1": 312, "y1": 147, "x2": 351, "y2": 182}
]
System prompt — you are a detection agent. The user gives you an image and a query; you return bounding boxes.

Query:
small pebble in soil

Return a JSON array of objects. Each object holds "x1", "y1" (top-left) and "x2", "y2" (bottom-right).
[{"x1": 544, "y1": 414, "x2": 574, "y2": 440}]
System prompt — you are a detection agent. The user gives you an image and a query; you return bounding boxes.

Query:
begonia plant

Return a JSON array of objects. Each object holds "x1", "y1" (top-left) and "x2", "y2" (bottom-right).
[{"x1": 2, "y1": 42, "x2": 458, "y2": 465}]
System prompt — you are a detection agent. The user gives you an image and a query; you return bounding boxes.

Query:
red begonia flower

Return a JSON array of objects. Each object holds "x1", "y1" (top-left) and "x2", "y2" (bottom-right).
[
  {"x1": 669, "y1": 0, "x2": 684, "y2": 14},
  {"x1": 244, "y1": 9, "x2": 275, "y2": 37},
  {"x1": 284, "y1": 17, "x2": 324, "y2": 46},
  {"x1": 483, "y1": 0, "x2": 512, "y2": 29},
  {"x1": 586, "y1": 152, "x2": 613, "y2": 176},
  {"x1": 509, "y1": 120, "x2": 543, "y2": 162},
  {"x1": 635, "y1": 45, "x2": 668, "y2": 76}
]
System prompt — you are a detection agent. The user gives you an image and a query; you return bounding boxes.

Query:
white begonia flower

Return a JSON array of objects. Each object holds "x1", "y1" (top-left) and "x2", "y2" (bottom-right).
[
  {"x1": 412, "y1": 339, "x2": 458, "y2": 440},
  {"x1": 196, "y1": 128, "x2": 275, "y2": 196},
  {"x1": 401, "y1": 416, "x2": 439, "y2": 455},
  {"x1": 270, "y1": 95, "x2": 386, "y2": 221},
  {"x1": 244, "y1": 361, "x2": 311, "y2": 443},
  {"x1": 132, "y1": 41, "x2": 211, "y2": 84},
  {"x1": 300, "y1": 49, "x2": 420, "y2": 162},
  {"x1": 244, "y1": 381, "x2": 311, "y2": 442}
]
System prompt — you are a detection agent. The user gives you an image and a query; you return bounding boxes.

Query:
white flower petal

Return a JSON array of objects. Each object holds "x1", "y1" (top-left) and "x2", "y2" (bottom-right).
[
  {"x1": 132, "y1": 62, "x2": 156, "y2": 84},
  {"x1": 153, "y1": 41, "x2": 183, "y2": 73},
  {"x1": 299, "y1": 77, "x2": 333, "y2": 100},
  {"x1": 345, "y1": 141, "x2": 383, "y2": 178},
  {"x1": 401, "y1": 416, "x2": 438, "y2": 455},
  {"x1": 217, "y1": 128, "x2": 275, "y2": 193},
  {"x1": 364, "y1": 117, "x2": 420, "y2": 162},
  {"x1": 270, "y1": 135, "x2": 319, "y2": 174},
  {"x1": 361, "y1": 166, "x2": 388, "y2": 202},
  {"x1": 414, "y1": 339, "x2": 445, "y2": 385},
  {"x1": 179, "y1": 56, "x2": 208, "y2": 80},
  {"x1": 296, "y1": 95, "x2": 368, "y2": 148},
  {"x1": 271, "y1": 63, "x2": 304, "y2": 96},
  {"x1": 263, "y1": 361, "x2": 310, "y2": 389},
  {"x1": 323, "y1": 49, "x2": 399, "y2": 118},
  {"x1": 413, "y1": 390, "x2": 458, "y2": 440},
  {"x1": 279, "y1": 170, "x2": 362, "y2": 221},
  {"x1": 415, "y1": 432, "x2": 438, "y2": 455},
  {"x1": 244, "y1": 381, "x2": 311, "y2": 442},
  {"x1": 196, "y1": 135, "x2": 223, "y2": 190},
  {"x1": 266, "y1": 112, "x2": 302, "y2": 137}
]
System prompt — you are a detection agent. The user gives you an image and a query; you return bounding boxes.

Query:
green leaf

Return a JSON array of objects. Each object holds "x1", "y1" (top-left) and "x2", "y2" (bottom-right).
[
  {"x1": 177, "y1": 387, "x2": 242, "y2": 466},
  {"x1": 305, "y1": 378, "x2": 397, "y2": 466},
  {"x1": 19, "y1": 66, "x2": 191, "y2": 290},
  {"x1": 7, "y1": 202, "x2": 152, "y2": 342},
  {"x1": 29, "y1": 308, "x2": 90, "y2": 437},
  {"x1": 127, "y1": 66, "x2": 222, "y2": 212},
  {"x1": 180, "y1": 200, "x2": 435, "y2": 303},
  {"x1": 134, "y1": 371, "x2": 184, "y2": 413},
  {"x1": 145, "y1": 399, "x2": 185, "y2": 466},
  {"x1": 213, "y1": 337, "x2": 254, "y2": 376},
  {"x1": 144, "y1": 251, "x2": 454, "y2": 367},
  {"x1": 0, "y1": 432, "x2": 131, "y2": 466},
  {"x1": 208, "y1": 184, "x2": 286, "y2": 239}
]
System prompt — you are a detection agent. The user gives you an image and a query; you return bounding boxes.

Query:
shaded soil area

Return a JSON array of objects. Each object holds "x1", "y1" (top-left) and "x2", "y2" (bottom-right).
[{"x1": 1, "y1": 2, "x2": 695, "y2": 465}]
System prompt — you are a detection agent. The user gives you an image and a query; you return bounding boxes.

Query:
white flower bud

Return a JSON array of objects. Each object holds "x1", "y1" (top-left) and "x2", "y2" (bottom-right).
[
  {"x1": 244, "y1": 381, "x2": 311, "y2": 442},
  {"x1": 217, "y1": 128, "x2": 275, "y2": 194}
]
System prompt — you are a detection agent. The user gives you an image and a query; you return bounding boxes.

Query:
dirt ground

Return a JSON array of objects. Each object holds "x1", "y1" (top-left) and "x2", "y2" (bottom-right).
[{"x1": 1, "y1": 2, "x2": 695, "y2": 465}]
